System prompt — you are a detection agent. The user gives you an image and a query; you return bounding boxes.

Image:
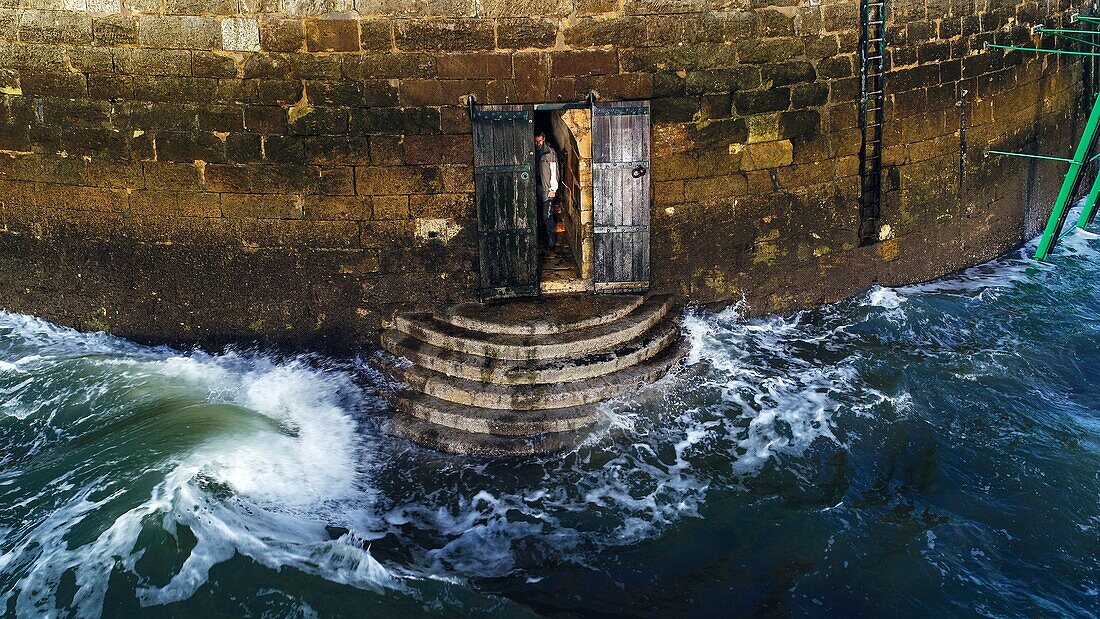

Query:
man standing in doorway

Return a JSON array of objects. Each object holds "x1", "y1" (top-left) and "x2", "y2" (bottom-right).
[{"x1": 535, "y1": 131, "x2": 560, "y2": 249}]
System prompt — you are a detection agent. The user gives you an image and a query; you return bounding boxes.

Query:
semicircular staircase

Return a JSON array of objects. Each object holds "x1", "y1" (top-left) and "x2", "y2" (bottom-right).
[{"x1": 376, "y1": 294, "x2": 687, "y2": 456}]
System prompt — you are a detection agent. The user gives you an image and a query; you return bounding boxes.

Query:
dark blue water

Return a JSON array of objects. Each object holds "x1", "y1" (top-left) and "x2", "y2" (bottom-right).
[{"x1": 1, "y1": 227, "x2": 1099, "y2": 617}]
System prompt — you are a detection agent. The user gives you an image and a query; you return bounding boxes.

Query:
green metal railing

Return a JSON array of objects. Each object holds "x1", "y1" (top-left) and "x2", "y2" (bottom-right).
[{"x1": 983, "y1": 16, "x2": 1100, "y2": 260}]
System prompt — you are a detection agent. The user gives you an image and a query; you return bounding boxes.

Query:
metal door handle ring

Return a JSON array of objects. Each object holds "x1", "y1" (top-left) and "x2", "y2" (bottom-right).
[{"x1": 632, "y1": 165, "x2": 647, "y2": 178}]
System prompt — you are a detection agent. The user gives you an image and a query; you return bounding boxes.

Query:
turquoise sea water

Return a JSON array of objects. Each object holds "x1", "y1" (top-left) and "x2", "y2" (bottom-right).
[{"x1": 1, "y1": 227, "x2": 1099, "y2": 617}]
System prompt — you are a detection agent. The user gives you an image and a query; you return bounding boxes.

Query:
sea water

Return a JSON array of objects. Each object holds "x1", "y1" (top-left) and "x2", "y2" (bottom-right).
[{"x1": 1, "y1": 228, "x2": 1098, "y2": 616}]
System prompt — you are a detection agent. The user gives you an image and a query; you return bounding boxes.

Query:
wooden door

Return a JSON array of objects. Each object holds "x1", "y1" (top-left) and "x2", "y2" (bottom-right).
[
  {"x1": 591, "y1": 100, "x2": 651, "y2": 293},
  {"x1": 472, "y1": 104, "x2": 538, "y2": 301}
]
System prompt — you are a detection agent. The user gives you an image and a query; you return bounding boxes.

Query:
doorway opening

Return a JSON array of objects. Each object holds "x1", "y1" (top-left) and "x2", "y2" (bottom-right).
[
  {"x1": 470, "y1": 100, "x2": 651, "y2": 302},
  {"x1": 534, "y1": 108, "x2": 592, "y2": 295}
]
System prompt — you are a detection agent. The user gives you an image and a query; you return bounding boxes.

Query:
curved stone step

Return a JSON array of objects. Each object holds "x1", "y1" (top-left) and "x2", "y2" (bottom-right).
[
  {"x1": 382, "y1": 314, "x2": 681, "y2": 385},
  {"x1": 388, "y1": 336, "x2": 689, "y2": 410},
  {"x1": 385, "y1": 389, "x2": 600, "y2": 435},
  {"x1": 386, "y1": 411, "x2": 584, "y2": 457},
  {"x1": 436, "y1": 294, "x2": 644, "y2": 336},
  {"x1": 394, "y1": 295, "x2": 673, "y2": 361}
]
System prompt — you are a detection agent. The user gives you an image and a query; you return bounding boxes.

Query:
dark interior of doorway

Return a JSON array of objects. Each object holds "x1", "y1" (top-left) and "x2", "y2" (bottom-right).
[{"x1": 534, "y1": 109, "x2": 583, "y2": 291}]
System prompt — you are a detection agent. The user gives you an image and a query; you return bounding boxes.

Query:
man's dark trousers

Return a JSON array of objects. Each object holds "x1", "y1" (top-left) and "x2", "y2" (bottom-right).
[{"x1": 541, "y1": 198, "x2": 555, "y2": 249}]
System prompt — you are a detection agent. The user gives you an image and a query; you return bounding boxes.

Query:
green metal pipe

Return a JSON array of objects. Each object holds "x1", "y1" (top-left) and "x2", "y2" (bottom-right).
[
  {"x1": 1035, "y1": 93, "x2": 1100, "y2": 260},
  {"x1": 1074, "y1": 14, "x2": 1100, "y2": 23},
  {"x1": 1033, "y1": 27, "x2": 1100, "y2": 35},
  {"x1": 987, "y1": 150, "x2": 1076, "y2": 163},
  {"x1": 1074, "y1": 170, "x2": 1100, "y2": 229},
  {"x1": 985, "y1": 42, "x2": 1100, "y2": 56}
]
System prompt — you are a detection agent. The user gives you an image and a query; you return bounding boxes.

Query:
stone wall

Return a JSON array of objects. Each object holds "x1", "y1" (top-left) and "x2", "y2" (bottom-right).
[{"x1": 0, "y1": 0, "x2": 1086, "y2": 352}]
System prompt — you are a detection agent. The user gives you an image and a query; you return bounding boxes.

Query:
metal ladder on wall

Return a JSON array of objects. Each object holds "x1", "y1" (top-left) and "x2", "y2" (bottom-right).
[
  {"x1": 986, "y1": 15, "x2": 1100, "y2": 260},
  {"x1": 858, "y1": 0, "x2": 889, "y2": 246}
]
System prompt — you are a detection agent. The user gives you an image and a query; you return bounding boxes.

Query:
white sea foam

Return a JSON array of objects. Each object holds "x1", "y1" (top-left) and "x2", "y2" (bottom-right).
[
  {"x1": 868, "y1": 286, "x2": 905, "y2": 309},
  {"x1": 0, "y1": 327, "x2": 400, "y2": 617}
]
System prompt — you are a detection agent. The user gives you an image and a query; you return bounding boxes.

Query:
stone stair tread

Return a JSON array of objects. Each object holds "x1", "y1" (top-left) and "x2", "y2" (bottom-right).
[
  {"x1": 385, "y1": 389, "x2": 601, "y2": 435},
  {"x1": 382, "y1": 313, "x2": 681, "y2": 385},
  {"x1": 386, "y1": 411, "x2": 584, "y2": 457},
  {"x1": 396, "y1": 294, "x2": 673, "y2": 361},
  {"x1": 386, "y1": 335, "x2": 689, "y2": 410},
  {"x1": 436, "y1": 293, "x2": 643, "y2": 336}
]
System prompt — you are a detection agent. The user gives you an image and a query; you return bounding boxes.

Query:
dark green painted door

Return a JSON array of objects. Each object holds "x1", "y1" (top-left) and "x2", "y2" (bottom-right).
[
  {"x1": 592, "y1": 100, "x2": 651, "y2": 293},
  {"x1": 472, "y1": 104, "x2": 538, "y2": 301}
]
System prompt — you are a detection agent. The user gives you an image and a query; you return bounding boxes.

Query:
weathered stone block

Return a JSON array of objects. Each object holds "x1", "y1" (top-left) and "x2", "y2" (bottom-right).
[
  {"x1": 342, "y1": 52, "x2": 435, "y2": 79},
  {"x1": 551, "y1": 50, "x2": 617, "y2": 77},
  {"x1": 222, "y1": 18, "x2": 261, "y2": 52},
  {"x1": 735, "y1": 88, "x2": 790, "y2": 115},
  {"x1": 577, "y1": 72, "x2": 653, "y2": 100},
  {"x1": 372, "y1": 194, "x2": 409, "y2": 219},
  {"x1": 620, "y1": 45, "x2": 737, "y2": 73},
  {"x1": 741, "y1": 140, "x2": 793, "y2": 170},
  {"x1": 129, "y1": 190, "x2": 220, "y2": 217},
  {"x1": 138, "y1": 16, "x2": 220, "y2": 50},
  {"x1": 359, "y1": 19, "x2": 392, "y2": 51},
  {"x1": 86, "y1": 74, "x2": 132, "y2": 100},
  {"x1": 685, "y1": 67, "x2": 761, "y2": 95},
  {"x1": 260, "y1": 17, "x2": 305, "y2": 53},
  {"x1": 133, "y1": 76, "x2": 218, "y2": 103},
  {"x1": 319, "y1": 166, "x2": 355, "y2": 195},
  {"x1": 409, "y1": 192, "x2": 472, "y2": 218},
  {"x1": 512, "y1": 52, "x2": 550, "y2": 102},
  {"x1": 306, "y1": 80, "x2": 364, "y2": 106},
  {"x1": 368, "y1": 134, "x2": 403, "y2": 164},
  {"x1": 687, "y1": 117, "x2": 748, "y2": 149},
  {"x1": 20, "y1": 72, "x2": 86, "y2": 98},
  {"x1": 563, "y1": 16, "x2": 646, "y2": 47},
  {"x1": 223, "y1": 193, "x2": 302, "y2": 219},
  {"x1": 303, "y1": 194, "x2": 371, "y2": 220},
  {"x1": 305, "y1": 18, "x2": 360, "y2": 52},
  {"x1": 761, "y1": 61, "x2": 816, "y2": 87},
  {"x1": 352, "y1": 106, "x2": 439, "y2": 135},
  {"x1": 198, "y1": 105, "x2": 243, "y2": 132},
  {"x1": 403, "y1": 134, "x2": 471, "y2": 165},
  {"x1": 166, "y1": 0, "x2": 237, "y2": 14},
  {"x1": 92, "y1": 15, "x2": 135, "y2": 46},
  {"x1": 778, "y1": 110, "x2": 819, "y2": 139},
  {"x1": 497, "y1": 18, "x2": 558, "y2": 49},
  {"x1": 398, "y1": 78, "x2": 486, "y2": 106},
  {"x1": 791, "y1": 82, "x2": 828, "y2": 107},
  {"x1": 156, "y1": 131, "x2": 226, "y2": 163},
  {"x1": 288, "y1": 106, "x2": 350, "y2": 135},
  {"x1": 362, "y1": 79, "x2": 399, "y2": 107},
  {"x1": 193, "y1": 52, "x2": 238, "y2": 79},
  {"x1": 757, "y1": 7, "x2": 795, "y2": 37},
  {"x1": 116, "y1": 49, "x2": 192, "y2": 77},
  {"x1": 18, "y1": 10, "x2": 93, "y2": 45},
  {"x1": 300, "y1": 135, "x2": 371, "y2": 165},
  {"x1": 86, "y1": 0, "x2": 122, "y2": 14},
  {"x1": 355, "y1": 165, "x2": 443, "y2": 195},
  {"x1": 438, "y1": 52, "x2": 512, "y2": 79},
  {"x1": 395, "y1": 20, "x2": 494, "y2": 52},
  {"x1": 737, "y1": 37, "x2": 803, "y2": 64},
  {"x1": 646, "y1": 13, "x2": 730, "y2": 45},
  {"x1": 87, "y1": 159, "x2": 144, "y2": 189},
  {"x1": 478, "y1": 0, "x2": 571, "y2": 18},
  {"x1": 143, "y1": 161, "x2": 203, "y2": 190}
]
